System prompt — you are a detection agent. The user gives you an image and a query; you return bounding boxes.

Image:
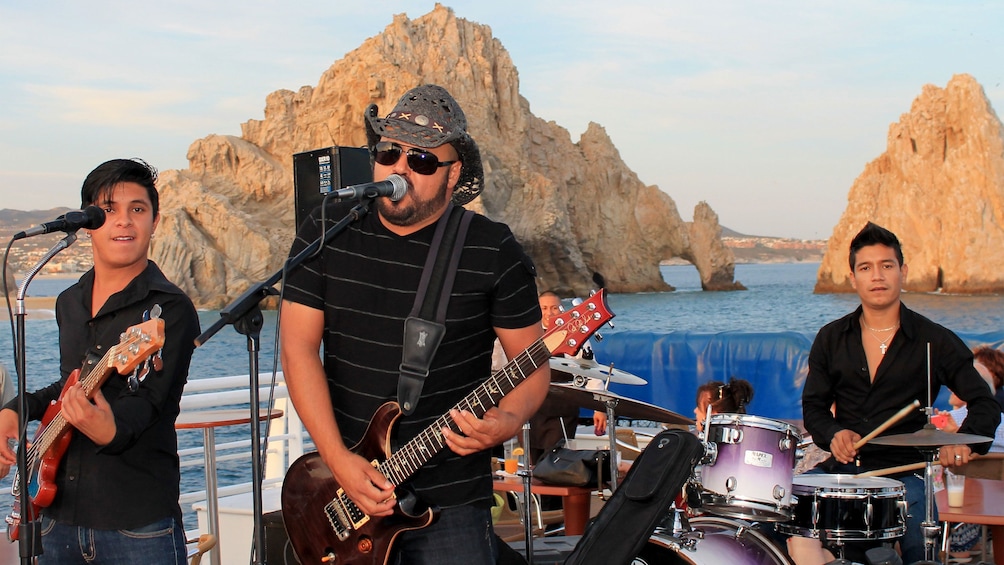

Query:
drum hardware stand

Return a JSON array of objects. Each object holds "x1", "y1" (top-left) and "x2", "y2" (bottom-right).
[{"x1": 518, "y1": 422, "x2": 534, "y2": 565}]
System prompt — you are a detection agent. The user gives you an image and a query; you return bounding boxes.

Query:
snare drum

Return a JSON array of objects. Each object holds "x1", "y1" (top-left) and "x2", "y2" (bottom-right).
[
  {"x1": 777, "y1": 474, "x2": 906, "y2": 541},
  {"x1": 636, "y1": 516, "x2": 792, "y2": 565},
  {"x1": 699, "y1": 414, "x2": 801, "y2": 521}
]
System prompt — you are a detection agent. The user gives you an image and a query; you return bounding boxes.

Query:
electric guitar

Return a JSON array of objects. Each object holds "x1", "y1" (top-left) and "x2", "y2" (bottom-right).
[
  {"x1": 5, "y1": 316, "x2": 166, "y2": 541},
  {"x1": 281, "y1": 290, "x2": 614, "y2": 565}
]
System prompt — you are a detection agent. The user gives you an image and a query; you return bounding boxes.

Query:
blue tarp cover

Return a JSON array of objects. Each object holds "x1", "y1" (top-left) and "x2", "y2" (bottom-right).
[{"x1": 588, "y1": 331, "x2": 1004, "y2": 422}]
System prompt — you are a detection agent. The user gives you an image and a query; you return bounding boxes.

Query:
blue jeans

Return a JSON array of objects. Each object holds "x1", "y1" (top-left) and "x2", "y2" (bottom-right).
[
  {"x1": 390, "y1": 505, "x2": 498, "y2": 565},
  {"x1": 807, "y1": 464, "x2": 933, "y2": 564},
  {"x1": 39, "y1": 516, "x2": 186, "y2": 565}
]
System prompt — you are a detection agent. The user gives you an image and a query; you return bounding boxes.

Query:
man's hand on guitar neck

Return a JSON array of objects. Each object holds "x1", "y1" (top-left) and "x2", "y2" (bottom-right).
[
  {"x1": 61, "y1": 383, "x2": 116, "y2": 446},
  {"x1": 443, "y1": 407, "x2": 522, "y2": 457},
  {"x1": 326, "y1": 448, "x2": 397, "y2": 518}
]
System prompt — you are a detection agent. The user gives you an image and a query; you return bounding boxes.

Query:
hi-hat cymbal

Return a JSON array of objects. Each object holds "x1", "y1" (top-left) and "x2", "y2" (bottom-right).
[
  {"x1": 549, "y1": 357, "x2": 647, "y2": 385},
  {"x1": 869, "y1": 426, "x2": 993, "y2": 447},
  {"x1": 548, "y1": 383, "x2": 693, "y2": 425}
]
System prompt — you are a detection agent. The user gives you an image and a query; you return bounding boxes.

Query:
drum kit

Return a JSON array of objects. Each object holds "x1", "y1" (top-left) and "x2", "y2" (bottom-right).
[{"x1": 544, "y1": 363, "x2": 993, "y2": 565}]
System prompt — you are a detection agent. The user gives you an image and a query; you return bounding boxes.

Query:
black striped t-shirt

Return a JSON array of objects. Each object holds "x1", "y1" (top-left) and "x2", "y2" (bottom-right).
[{"x1": 283, "y1": 201, "x2": 540, "y2": 508}]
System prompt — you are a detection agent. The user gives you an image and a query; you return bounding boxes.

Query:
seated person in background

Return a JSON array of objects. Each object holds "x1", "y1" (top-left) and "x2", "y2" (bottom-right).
[
  {"x1": 973, "y1": 345, "x2": 1004, "y2": 412},
  {"x1": 936, "y1": 358, "x2": 1004, "y2": 561},
  {"x1": 693, "y1": 378, "x2": 754, "y2": 433}
]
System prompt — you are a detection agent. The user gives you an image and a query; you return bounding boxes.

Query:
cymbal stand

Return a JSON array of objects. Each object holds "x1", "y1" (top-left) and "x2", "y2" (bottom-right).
[
  {"x1": 519, "y1": 422, "x2": 534, "y2": 564},
  {"x1": 593, "y1": 377, "x2": 620, "y2": 492},
  {"x1": 919, "y1": 343, "x2": 940, "y2": 563},
  {"x1": 919, "y1": 446, "x2": 941, "y2": 563}
]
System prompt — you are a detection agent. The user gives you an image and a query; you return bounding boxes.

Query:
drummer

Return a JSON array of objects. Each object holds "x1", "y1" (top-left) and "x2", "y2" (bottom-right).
[{"x1": 796, "y1": 223, "x2": 1000, "y2": 564}]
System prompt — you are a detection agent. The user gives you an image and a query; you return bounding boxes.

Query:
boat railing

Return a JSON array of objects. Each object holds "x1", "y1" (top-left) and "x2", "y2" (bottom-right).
[{"x1": 177, "y1": 372, "x2": 312, "y2": 535}]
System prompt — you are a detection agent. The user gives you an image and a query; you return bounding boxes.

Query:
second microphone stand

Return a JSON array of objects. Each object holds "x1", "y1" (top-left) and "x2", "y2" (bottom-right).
[{"x1": 194, "y1": 199, "x2": 374, "y2": 565}]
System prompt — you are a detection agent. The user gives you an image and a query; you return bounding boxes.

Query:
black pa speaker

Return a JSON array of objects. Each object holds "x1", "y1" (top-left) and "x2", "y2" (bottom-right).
[
  {"x1": 263, "y1": 509, "x2": 298, "y2": 564},
  {"x1": 293, "y1": 146, "x2": 372, "y2": 229}
]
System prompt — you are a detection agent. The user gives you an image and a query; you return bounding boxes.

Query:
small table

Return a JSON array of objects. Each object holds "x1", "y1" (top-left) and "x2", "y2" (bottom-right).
[
  {"x1": 935, "y1": 477, "x2": 1004, "y2": 565},
  {"x1": 176, "y1": 408, "x2": 281, "y2": 565},
  {"x1": 492, "y1": 475, "x2": 594, "y2": 535}
]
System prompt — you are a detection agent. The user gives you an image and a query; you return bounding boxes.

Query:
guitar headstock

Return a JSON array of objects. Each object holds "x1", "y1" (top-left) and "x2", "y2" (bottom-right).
[
  {"x1": 110, "y1": 318, "x2": 166, "y2": 374},
  {"x1": 542, "y1": 289, "x2": 614, "y2": 357}
]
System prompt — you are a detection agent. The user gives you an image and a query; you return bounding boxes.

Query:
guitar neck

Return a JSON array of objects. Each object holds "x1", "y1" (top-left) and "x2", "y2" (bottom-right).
[
  {"x1": 378, "y1": 339, "x2": 552, "y2": 485},
  {"x1": 32, "y1": 348, "x2": 118, "y2": 460}
]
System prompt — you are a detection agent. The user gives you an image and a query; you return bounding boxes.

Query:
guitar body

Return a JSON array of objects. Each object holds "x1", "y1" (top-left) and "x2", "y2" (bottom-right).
[
  {"x1": 6, "y1": 370, "x2": 79, "y2": 541},
  {"x1": 30, "y1": 369, "x2": 80, "y2": 508},
  {"x1": 282, "y1": 402, "x2": 435, "y2": 565}
]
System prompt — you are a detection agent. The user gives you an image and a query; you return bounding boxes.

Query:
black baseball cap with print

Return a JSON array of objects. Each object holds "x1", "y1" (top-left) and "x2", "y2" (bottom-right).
[{"x1": 365, "y1": 84, "x2": 484, "y2": 205}]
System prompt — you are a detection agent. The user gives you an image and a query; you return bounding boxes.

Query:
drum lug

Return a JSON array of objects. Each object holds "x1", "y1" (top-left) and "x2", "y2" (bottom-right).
[
  {"x1": 865, "y1": 500, "x2": 873, "y2": 529},
  {"x1": 772, "y1": 484, "x2": 786, "y2": 502},
  {"x1": 725, "y1": 476, "x2": 737, "y2": 493},
  {"x1": 898, "y1": 499, "x2": 909, "y2": 523},
  {"x1": 779, "y1": 436, "x2": 794, "y2": 451},
  {"x1": 701, "y1": 441, "x2": 718, "y2": 466},
  {"x1": 679, "y1": 529, "x2": 705, "y2": 552}
]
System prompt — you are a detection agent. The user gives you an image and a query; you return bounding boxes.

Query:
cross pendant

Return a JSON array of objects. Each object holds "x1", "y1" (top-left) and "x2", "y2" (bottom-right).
[{"x1": 879, "y1": 343, "x2": 887, "y2": 355}]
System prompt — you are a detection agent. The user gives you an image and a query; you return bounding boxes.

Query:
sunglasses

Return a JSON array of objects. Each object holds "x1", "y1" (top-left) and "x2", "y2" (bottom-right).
[{"x1": 373, "y1": 141, "x2": 457, "y2": 175}]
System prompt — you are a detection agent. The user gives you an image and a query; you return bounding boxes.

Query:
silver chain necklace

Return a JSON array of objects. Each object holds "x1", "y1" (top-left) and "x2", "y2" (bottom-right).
[{"x1": 862, "y1": 319, "x2": 900, "y2": 355}]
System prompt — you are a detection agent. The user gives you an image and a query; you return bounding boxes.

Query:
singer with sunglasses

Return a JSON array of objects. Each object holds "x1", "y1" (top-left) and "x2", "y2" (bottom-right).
[{"x1": 280, "y1": 85, "x2": 548, "y2": 565}]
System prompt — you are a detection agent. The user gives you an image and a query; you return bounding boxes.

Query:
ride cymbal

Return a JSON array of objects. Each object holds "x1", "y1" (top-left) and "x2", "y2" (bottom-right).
[
  {"x1": 869, "y1": 426, "x2": 993, "y2": 447},
  {"x1": 548, "y1": 382, "x2": 692, "y2": 425},
  {"x1": 549, "y1": 357, "x2": 647, "y2": 385}
]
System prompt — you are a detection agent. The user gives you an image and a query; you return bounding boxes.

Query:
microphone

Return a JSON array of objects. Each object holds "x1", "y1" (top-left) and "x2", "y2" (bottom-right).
[
  {"x1": 13, "y1": 205, "x2": 107, "y2": 240},
  {"x1": 331, "y1": 174, "x2": 408, "y2": 201}
]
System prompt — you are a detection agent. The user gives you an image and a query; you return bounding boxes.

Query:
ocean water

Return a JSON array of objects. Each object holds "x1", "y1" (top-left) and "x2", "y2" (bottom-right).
[{"x1": 2, "y1": 263, "x2": 1003, "y2": 531}]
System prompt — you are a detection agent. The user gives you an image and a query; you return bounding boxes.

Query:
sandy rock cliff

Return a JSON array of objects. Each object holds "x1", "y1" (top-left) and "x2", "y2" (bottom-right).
[
  {"x1": 816, "y1": 74, "x2": 1004, "y2": 294},
  {"x1": 153, "y1": 5, "x2": 742, "y2": 309}
]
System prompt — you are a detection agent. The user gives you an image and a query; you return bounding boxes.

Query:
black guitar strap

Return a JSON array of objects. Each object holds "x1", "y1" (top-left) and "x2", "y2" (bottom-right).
[{"x1": 397, "y1": 203, "x2": 474, "y2": 415}]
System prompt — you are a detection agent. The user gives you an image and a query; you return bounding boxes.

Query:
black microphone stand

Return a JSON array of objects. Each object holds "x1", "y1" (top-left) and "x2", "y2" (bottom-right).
[
  {"x1": 11, "y1": 232, "x2": 78, "y2": 565},
  {"x1": 194, "y1": 199, "x2": 373, "y2": 565}
]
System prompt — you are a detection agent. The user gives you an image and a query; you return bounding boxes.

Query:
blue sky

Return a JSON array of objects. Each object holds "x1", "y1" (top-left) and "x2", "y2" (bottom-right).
[{"x1": 1, "y1": 1, "x2": 1001, "y2": 240}]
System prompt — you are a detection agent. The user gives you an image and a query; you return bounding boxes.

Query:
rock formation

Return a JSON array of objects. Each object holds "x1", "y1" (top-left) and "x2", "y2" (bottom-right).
[
  {"x1": 153, "y1": 4, "x2": 742, "y2": 309},
  {"x1": 816, "y1": 74, "x2": 1004, "y2": 294}
]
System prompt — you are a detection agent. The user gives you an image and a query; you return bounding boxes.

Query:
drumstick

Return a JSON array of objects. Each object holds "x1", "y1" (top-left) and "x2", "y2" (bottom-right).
[
  {"x1": 852, "y1": 400, "x2": 921, "y2": 451},
  {"x1": 855, "y1": 461, "x2": 926, "y2": 478}
]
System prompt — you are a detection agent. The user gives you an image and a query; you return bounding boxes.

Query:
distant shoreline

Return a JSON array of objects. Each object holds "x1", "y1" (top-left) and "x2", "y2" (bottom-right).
[{"x1": 0, "y1": 296, "x2": 57, "y2": 320}]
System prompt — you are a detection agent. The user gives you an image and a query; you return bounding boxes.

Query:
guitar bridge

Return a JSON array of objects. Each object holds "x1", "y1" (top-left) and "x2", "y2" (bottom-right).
[{"x1": 325, "y1": 488, "x2": 369, "y2": 540}]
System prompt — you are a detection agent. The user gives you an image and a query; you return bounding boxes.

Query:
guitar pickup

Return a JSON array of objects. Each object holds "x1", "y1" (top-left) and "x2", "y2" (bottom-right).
[{"x1": 325, "y1": 489, "x2": 369, "y2": 541}]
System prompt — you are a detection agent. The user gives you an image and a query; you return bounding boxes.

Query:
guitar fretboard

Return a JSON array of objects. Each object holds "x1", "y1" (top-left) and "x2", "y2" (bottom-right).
[{"x1": 377, "y1": 339, "x2": 552, "y2": 485}]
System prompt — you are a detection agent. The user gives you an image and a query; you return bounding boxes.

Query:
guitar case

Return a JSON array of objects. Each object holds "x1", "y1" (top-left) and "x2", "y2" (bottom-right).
[{"x1": 562, "y1": 429, "x2": 704, "y2": 565}]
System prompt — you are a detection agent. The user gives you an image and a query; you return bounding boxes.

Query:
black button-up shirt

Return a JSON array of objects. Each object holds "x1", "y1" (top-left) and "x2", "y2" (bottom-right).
[
  {"x1": 6, "y1": 262, "x2": 199, "y2": 529},
  {"x1": 803, "y1": 303, "x2": 1001, "y2": 472}
]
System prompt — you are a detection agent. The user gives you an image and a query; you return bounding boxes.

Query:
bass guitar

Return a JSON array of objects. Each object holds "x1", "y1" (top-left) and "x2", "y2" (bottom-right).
[
  {"x1": 5, "y1": 316, "x2": 166, "y2": 541},
  {"x1": 281, "y1": 290, "x2": 614, "y2": 565}
]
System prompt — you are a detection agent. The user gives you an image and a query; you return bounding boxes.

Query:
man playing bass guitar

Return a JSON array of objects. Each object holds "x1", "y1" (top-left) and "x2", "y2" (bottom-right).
[{"x1": 0, "y1": 159, "x2": 200, "y2": 564}]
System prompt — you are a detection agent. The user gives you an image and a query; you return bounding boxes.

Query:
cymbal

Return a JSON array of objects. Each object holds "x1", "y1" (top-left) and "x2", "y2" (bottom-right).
[
  {"x1": 548, "y1": 382, "x2": 693, "y2": 425},
  {"x1": 549, "y1": 357, "x2": 647, "y2": 385},
  {"x1": 869, "y1": 426, "x2": 993, "y2": 447}
]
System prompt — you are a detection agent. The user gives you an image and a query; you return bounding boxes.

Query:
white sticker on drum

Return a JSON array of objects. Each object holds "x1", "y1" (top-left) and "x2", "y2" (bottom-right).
[{"x1": 744, "y1": 450, "x2": 773, "y2": 468}]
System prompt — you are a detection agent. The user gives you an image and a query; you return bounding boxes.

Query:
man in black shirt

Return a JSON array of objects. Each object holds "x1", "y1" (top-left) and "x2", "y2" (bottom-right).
[
  {"x1": 798, "y1": 222, "x2": 999, "y2": 564},
  {"x1": 280, "y1": 85, "x2": 548, "y2": 565},
  {"x1": 0, "y1": 159, "x2": 200, "y2": 564}
]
